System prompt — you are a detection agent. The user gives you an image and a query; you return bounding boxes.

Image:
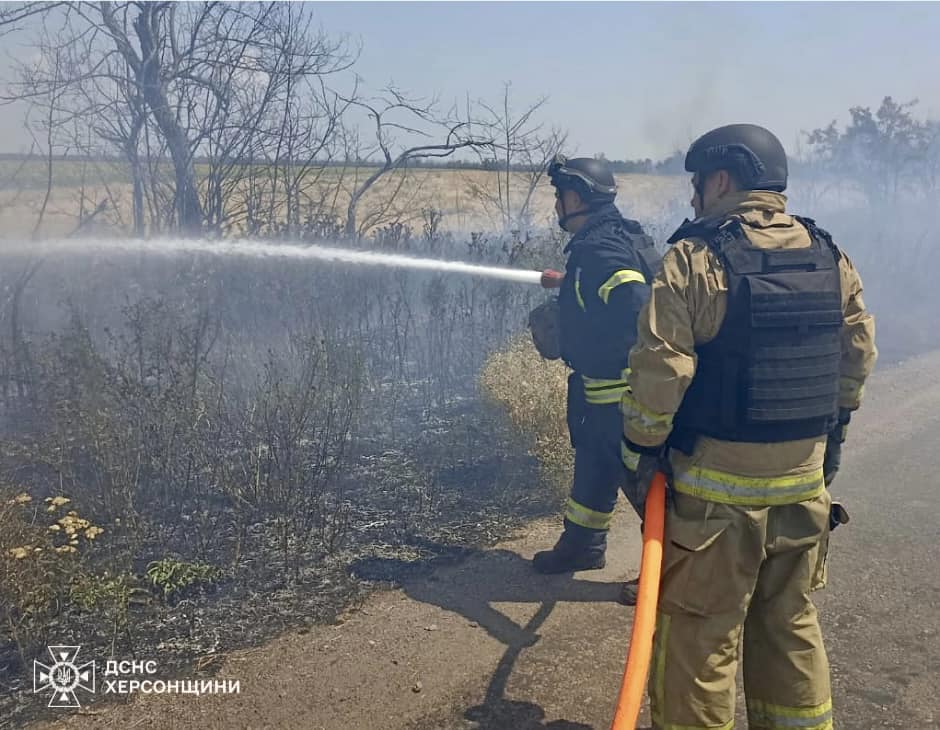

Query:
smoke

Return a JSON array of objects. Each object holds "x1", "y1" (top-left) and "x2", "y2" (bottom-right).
[{"x1": 786, "y1": 111, "x2": 940, "y2": 363}]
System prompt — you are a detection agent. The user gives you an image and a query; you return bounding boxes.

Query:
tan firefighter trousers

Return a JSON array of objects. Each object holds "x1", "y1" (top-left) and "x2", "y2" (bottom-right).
[{"x1": 649, "y1": 490, "x2": 834, "y2": 730}]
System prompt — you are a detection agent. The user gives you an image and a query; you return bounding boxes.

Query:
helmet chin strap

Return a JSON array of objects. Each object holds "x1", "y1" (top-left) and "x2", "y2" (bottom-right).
[{"x1": 557, "y1": 198, "x2": 591, "y2": 231}]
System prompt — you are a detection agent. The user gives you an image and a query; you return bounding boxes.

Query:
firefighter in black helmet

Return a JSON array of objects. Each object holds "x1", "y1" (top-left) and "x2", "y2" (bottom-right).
[
  {"x1": 527, "y1": 155, "x2": 660, "y2": 585},
  {"x1": 621, "y1": 124, "x2": 877, "y2": 729},
  {"x1": 684, "y1": 122, "x2": 789, "y2": 196}
]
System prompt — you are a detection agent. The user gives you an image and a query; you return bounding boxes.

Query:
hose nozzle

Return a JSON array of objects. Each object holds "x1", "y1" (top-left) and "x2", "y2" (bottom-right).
[{"x1": 540, "y1": 269, "x2": 564, "y2": 289}]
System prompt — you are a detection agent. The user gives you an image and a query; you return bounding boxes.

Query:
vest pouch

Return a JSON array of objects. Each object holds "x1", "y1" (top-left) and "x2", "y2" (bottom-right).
[
  {"x1": 744, "y1": 272, "x2": 841, "y2": 426},
  {"x1": 747, "y1": 272, "x2": 842, "y2": 333}
]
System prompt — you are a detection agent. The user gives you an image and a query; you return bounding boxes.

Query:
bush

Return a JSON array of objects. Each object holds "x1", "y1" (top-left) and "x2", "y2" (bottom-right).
[
  {"x1": 0, "y1": 490, "x2": 105, "y2": 666},
  {"x1": 479, "y1": 335, "x2": 571, "y2": 498},
  {"x1": 146, "y1": 559, "x2": 222, "y2": 603}
]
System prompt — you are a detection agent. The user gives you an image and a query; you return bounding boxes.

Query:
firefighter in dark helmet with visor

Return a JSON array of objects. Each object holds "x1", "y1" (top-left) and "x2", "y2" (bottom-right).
[{"x1": 527, "y1": 154, "x2": 659, "y2": 594}]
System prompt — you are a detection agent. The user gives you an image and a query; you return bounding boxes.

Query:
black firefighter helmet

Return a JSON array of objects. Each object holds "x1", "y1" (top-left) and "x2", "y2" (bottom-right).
[
  {"x1": 684, "y1": 124, "x2": 788, "y2": 192},
  {"x1": 547, "y1": 155, "x2": 617, "y2": 206}
]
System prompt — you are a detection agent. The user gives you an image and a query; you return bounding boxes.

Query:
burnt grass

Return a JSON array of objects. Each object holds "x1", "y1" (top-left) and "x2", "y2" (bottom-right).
[
  {"x1": 0, "y1": 226, "x2": 567, "y2": 728},
  {"x1": 0, "y1": 393, "x2": 559, "y2": 728}
]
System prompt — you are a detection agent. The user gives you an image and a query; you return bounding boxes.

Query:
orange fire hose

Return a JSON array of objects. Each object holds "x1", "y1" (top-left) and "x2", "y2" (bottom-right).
[{"x1": 610, "y1": 472, "x2": 667, "y2": 730}]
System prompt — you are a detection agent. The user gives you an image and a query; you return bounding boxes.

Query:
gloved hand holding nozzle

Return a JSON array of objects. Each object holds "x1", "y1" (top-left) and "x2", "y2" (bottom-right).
[{"x1": 540, "y1": 269, "x2": 564, "y2": 289}]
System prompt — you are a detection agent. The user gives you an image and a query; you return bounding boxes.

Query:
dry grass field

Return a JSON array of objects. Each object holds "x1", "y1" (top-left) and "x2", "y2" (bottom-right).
[{"x1": 0, "y1": 159, "x2": 688, "y2": 240}]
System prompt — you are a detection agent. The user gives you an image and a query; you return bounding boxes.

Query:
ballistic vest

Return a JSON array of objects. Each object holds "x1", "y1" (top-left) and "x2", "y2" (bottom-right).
[{"x1": 670, "y1": 216, "x2": 842, "y2": 451}]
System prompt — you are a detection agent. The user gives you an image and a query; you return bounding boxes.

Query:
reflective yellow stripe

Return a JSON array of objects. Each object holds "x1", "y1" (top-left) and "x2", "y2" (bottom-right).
[
  {"x1": 621, "y1": 440, "x2": 640, "y2": 470},
  {"x1": 621, "y1": 390, "x2": 673, "y2": 425},
  {"x1": 583, "y1": 375, "x2": 628, "y2": 389},
  {"x1": 747, "y1": 698, "x2": 833, "y2": 729},
  {"x1": 583, "y1": 369, "x2": 631, "y2": 404},
  {"x1": 583, "y1": 375, "x2": 628, "y2": 404},
  {"x1": 597, "y1": 269, "x2": 646, "y2": 304},
  {"x1": 574, "y1": 270, "x2": 586, "y2": 311},
  {"x1": 586, "y1": 389, "x2": 625, "y2": 404},
  {"x1": 621, "y1": 390, "x2": 673, "y2": 441},
  {"x1": 673, "y1": 465, "x2": 826, "y2": 506},
  {"x1": 564, "y1": 498, "x2": 614, "y2": 530}
]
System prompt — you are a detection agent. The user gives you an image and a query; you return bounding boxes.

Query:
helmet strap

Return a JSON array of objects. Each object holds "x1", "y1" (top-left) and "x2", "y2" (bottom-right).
[
  {"x1": 558, "y1": 207, "x2": 591, "y2": 229},
  {"x1": 555, "y1": 182, "x2": 606, "y2": 230},
  {"x1": 558, "y1": 209, "x2": 575, "y2": 230},
  {"x1": 557, "y1": 193, "x2": 593, "y2": 230}
]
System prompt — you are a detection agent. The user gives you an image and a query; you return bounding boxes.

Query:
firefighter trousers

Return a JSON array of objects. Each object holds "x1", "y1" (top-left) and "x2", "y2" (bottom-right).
[
  {"x1": 650, "y1": 490, "x2": 833, "y2": 730},
  {"x1": 561, "y1": 374, "x2": 644, "y2": 555}
]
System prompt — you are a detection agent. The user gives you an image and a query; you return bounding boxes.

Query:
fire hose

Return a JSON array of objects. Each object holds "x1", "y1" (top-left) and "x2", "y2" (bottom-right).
[
  {"x1": 539, "y1": 270, "x2": 666, "y2": 728},
  {"x1": 610, "y1": 472, "x2": 667, "y2": 730}
]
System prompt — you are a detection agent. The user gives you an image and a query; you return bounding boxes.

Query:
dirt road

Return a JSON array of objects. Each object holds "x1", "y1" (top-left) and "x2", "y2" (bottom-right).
[{"x1": 32, "y1": 352, "x2": 940, "y2": 730}]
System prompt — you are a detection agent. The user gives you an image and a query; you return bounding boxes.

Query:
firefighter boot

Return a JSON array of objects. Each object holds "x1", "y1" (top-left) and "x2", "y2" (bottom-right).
[
  {"x1": 532, "y1": 529, "x2": 606, "y2": 574},
  {"x1": 619, "y1": 577, "x2": 639, "y2": 606}
]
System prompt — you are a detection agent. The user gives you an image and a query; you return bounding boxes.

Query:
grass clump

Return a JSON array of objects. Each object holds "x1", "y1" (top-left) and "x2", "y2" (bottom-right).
[{"x1": 479, "y1": 335, "x2": 572, "y2": 498}]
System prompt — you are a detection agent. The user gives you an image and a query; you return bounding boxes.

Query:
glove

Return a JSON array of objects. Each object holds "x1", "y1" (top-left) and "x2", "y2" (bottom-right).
[
  {"x1": 829, "y1": 501, "x2": 850, "y2": 531},
  {"x1": 527, "y1": 299, "x2": 561, "y2": 360},
  {"x1": 823, "y1": 408, "x2": 852, "y2": 486},
  {"x1": 621, "y1": 438, "x2": 669, "y2": 516},
  {"x1": 540, "y1": 269, "x2": 564, "y2": 289},
  {"x1": 823, "y1": 439, "x2": 841, "y2": 486}
]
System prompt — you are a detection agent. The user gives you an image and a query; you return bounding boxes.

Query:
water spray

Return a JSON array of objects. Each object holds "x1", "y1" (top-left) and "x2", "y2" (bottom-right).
[{"x1": 13, "y1": 237, "x2": 566, "y2": 289}]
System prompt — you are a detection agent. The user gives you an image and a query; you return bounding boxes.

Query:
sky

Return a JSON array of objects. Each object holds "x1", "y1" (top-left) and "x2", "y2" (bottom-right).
[{"x1": 2, "y1": 2, "x2": 940, "y2": 160}]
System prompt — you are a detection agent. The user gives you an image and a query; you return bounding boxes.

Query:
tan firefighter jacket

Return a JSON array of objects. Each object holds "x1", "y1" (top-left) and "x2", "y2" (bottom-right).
[{"x1": 622, "y1": 190, "x2": 877, "y2": 505}]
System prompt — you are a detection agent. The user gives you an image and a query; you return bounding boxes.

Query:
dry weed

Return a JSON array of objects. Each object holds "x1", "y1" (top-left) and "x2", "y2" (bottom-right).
[{"x1": 479, "y1": 335, "x2": 572, "y2": 497}]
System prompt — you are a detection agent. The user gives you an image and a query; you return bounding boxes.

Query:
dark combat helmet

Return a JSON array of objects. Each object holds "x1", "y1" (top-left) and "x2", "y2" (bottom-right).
[
  {"x1": 547, "y1": 155, "x2": 617, "y2": 205},
  {"x1": 684, "y1": 124, "x2": 788, "y2": 192}
]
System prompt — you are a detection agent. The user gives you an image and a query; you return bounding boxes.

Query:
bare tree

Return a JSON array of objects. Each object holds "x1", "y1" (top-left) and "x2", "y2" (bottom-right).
[
  {"x1": 341, "y1": 86, "x2": 493, "y2": 238},
  {"x1": 464, "y1": 83, "x2": 566, "y2": 232},
  {"x1": 26, "y1": 46, "x2": 69, "y2": 238},
  {"x1": 1, "y1": 2, "x2": 357, "y2": 236},
  {"x1": 0, "y1": 2, "x2": 207, "y2": 232},
  {"x1": 27, "y1": 11, "x2": 151, "y2": 234},
  {"x1": 99, "y1": 2, "x2": 205, "y2": 232},
  {"x1": 208, "y1": 6, "x2": 356, "y2": 235}
]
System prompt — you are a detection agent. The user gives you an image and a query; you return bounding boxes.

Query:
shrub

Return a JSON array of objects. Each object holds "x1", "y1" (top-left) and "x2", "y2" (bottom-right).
[
  {"x1": 0, "y1": 490, "x2": 104, "y2": 665},
  {"x1": 479, "y1": 335, "x2": 572, "y2": 498},
  {"x1": 145, "y1": 559, "x2": 223, "y2": 603}
]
